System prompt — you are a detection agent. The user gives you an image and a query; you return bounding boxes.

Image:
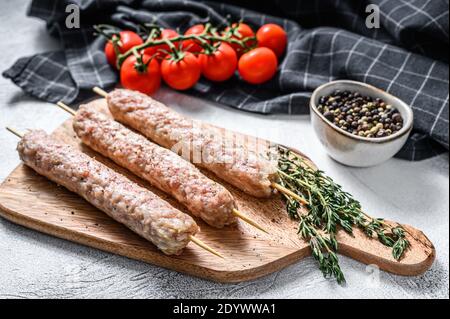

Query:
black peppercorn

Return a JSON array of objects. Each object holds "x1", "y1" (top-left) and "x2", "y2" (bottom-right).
[
  {"x1": 392, "y1": 113, "x2": 402, "y2": 123},
  {"x1": 323, "y1": 111, "x2": 334, "y2": 122},
  {"x1": 377, "y1": 130, "x2": 386, "y2": 138}
]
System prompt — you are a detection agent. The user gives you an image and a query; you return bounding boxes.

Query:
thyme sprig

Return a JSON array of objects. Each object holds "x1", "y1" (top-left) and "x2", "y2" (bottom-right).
[{"x1": 277, "y1": 146, "x2": 409, "y2": 283}]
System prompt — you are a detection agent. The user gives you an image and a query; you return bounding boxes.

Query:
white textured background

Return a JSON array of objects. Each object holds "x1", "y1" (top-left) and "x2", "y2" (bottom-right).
[{"x1": 0, "y1": 0, "x2": 448, "y2": 299}]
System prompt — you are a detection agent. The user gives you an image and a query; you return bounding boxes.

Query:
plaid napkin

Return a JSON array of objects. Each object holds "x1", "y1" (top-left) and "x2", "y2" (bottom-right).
[{"x1": 3, "y1": 0, "x2": 449, "y2": 160}]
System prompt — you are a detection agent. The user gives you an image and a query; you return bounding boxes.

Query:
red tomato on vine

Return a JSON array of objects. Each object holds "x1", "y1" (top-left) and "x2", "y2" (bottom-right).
[
  {"x1": 144, "y1": 29, "x2": 180, "y2": 59},
  {"x1": 238, "y1": 47, "x2": 278, "y2": 84},
  {"x1": 182, "y1": 24, "x2": 207, "y2": 54},
  {"x1": 104, "y1": 31, "x2": 143, "y2": 67},
  {"x1": 199, "y1": 42, "x2": 237, "y2": 82},
  {"x1": 224, "y1": 23, "x2": 256, "y2": 56},
  {"x1": 120, "y1": 54, "x2": 161, "y2": 95},
  {"x1": 161, "y1": 52, "x2": 201, "y2": 90},
  {"x1": 256, "y1": 24, "x2": 287, "y2": 57}
]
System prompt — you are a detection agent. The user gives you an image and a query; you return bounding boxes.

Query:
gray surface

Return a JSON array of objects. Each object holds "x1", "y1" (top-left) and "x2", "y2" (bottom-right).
[{"x1": 0, "y1": 0, "x2": 448, "y2": 299}]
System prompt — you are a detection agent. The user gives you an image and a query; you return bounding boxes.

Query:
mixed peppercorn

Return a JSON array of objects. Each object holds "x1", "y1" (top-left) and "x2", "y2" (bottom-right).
[{"x1": 317, "y1": 90, "x2": 404, "y2": 138}]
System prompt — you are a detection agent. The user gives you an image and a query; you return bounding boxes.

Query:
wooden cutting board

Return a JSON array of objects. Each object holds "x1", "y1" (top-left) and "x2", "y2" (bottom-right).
[{"x1": 0, "y1": 98, "x2": 435, "y2": 283}]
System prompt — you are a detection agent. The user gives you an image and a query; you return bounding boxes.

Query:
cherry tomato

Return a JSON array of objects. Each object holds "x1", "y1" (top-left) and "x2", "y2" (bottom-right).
[
  {"x1": 105, "y1": 31, "x2": 143, "y2": 67},
  {"x1": 224, "y1": 23, "x2": 256, "y2": 56},
  {"x1": 120, "y1": 54, "x2": 161, "y2": 95},
  {"x1": 238, "y1": 47, "x2": 278, "y2": 84},
  {"x1": 161, "y1": 52, "x2": 201, "y2": 90},
  {"x1": 182, "y1": 24, "x2": 207, "y2": 54},
  {"x1": 198, "y1": 43, "x2": 237, "y2": 82},
  {"x1": 256, "y1": 24, "x2": 287, "y2": 57},
  {"x1": 144, "y1": 29, "x2": 179, "y2": 59}
]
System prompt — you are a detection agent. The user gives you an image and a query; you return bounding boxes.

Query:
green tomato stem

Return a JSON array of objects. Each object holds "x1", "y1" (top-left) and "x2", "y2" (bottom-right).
[{"x1": 114, "y1": 29, "x2": 253, "y2": 68}]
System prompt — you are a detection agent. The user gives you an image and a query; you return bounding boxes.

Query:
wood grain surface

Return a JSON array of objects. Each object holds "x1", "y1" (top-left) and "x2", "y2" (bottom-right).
[{"x1": 0, "y1": 98, "x2": 435, "y2": 282}]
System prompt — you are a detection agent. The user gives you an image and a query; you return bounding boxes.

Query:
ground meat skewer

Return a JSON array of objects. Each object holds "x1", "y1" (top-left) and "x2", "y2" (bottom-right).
[
  {"x1": 56, "y1": 102, "x2": 267, "y2": 232},
  {"x1": 94, "y1": 87, "x2": 279, "y2": 198},
  {"x1": 74, "y1": 105, "x2": 238, "y2": 228},
  {"x1": 7, "y1": 128, "x2": 222, "y2": 257}
]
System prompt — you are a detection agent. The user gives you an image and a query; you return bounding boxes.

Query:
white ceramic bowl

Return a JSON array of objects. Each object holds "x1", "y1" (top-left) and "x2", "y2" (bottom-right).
[{"x1": 310, "y1": 80, "x2": 413, "y2": 167}]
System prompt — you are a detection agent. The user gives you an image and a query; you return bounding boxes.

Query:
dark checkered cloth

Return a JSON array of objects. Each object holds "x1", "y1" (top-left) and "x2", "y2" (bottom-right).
[{"x1": 3, "y1": 0, "x2": 449, "y2": 160}]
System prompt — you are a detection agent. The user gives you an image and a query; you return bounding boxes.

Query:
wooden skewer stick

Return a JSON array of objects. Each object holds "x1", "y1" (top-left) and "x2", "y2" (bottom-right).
[
  {"x1": 6, "y1": 127, "x2": 23, "y2": 138},
  {"x1": 271, "y1": 182, "x2": 309, "y2": 205},
  {"x1": 5, "y1": 126, "x2": 225, "y2": 259},
  {"x1": 56, "y1": 101, "x2": 269, "y2": 234},
  {"x1": 93, "y1": 86, "x2": 108, "y2": 98},
  {"x1": 232, "y1": 209, "x2": 268, "y2": 234},
  {"x1": 189, "y1": 235, "x2": 224, "y2": 259},
  {"x1": 56, "y1": 101, "x2": 76, "y2": 116}
]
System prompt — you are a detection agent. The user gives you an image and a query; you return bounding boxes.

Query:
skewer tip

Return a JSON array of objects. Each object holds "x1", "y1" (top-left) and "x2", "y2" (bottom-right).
[
  {"x1": 93, "y1": 86, "x2": 108, "y2": 98},
  {"x1": 189, "y1": 235, "x2": 224, "y2": 259},
  {"x1": 56, "y1": 101, "x2": 77, "y2": 116},
  {"x1": 232, "y1": 209, "x2": 269, "y2": 234},
  {"x1": 6, "y1": 127, "x2": 23, "y2": 138}
]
